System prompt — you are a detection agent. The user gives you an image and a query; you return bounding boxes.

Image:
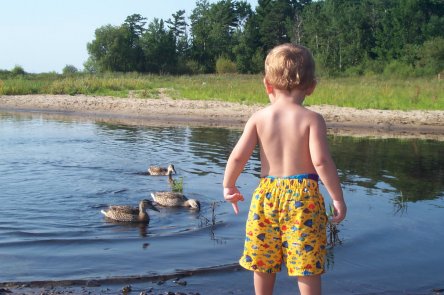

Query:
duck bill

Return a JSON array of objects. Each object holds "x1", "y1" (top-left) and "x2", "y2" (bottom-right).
[{"x1": 144, "y1": 200, "x2": 160, "y2": 212}]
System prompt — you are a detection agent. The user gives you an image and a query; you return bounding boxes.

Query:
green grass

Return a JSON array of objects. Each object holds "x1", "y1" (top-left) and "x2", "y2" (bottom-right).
[
  {"x1": 1, "y1": 73, "x2": 442, "y2": 110},
  {"x1": 170, "y1": 177, "x2": 184, "y2": 193},
  {"x1": 310, "y1": 77, "x2": 443, "y2": 110}
]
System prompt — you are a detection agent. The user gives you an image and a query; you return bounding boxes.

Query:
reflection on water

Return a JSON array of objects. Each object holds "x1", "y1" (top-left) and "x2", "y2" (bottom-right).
[
  {"x1": 0, "y1": 111, "x2": 443, "y2": 294},
  {"x1": 330, "y1": 136, "x2": 444, "y2": 202}
]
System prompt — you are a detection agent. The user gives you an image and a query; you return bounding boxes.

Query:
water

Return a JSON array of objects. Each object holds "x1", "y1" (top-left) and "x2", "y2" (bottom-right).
[{"x1": 1, "y1": 111, "x2": 443, "y2": 294}]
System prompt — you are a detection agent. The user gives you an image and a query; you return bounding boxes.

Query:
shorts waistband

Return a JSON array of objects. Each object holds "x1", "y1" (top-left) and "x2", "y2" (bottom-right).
[{"x1": 264, "y1": 173, "x2": 319, "y2": 182}]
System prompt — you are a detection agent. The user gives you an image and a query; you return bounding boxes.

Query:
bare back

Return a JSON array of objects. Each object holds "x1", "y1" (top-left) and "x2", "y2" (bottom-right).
[
  {"x1": 254, "y1": 100, "x2": 320, "y2": 177},
  {"x1": 223, "y1": 42, "x2": 346, "y2": 224}
]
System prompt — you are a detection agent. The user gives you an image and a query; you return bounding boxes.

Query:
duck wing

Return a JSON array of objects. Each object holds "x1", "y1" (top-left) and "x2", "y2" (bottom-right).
[
  {"x1": 101, "y1": 205, "x2": 146, "y2": 222},
  {"x1": 109, "y1": 205, "x2": 138, "y2": 214},
  {"x1": 151, "y1": 192, "x2": 187, "y2": 207},
  {"x1": 148, "y1": 166, "x2": 167, "y2": 175}
]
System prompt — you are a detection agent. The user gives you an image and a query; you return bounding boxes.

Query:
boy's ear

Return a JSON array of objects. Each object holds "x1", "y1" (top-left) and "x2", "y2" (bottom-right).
[
  {"x1": 263, "y1": 78, "x2": 273, "y2": 94},
  {"x1": 305, "y1": 80, "x2": 317, "y2": 96}
]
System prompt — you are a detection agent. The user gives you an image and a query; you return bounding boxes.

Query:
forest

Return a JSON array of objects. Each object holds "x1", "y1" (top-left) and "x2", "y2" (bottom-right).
[{"x1": 80, "y1": 0, "x2": 444, "y2": 77}]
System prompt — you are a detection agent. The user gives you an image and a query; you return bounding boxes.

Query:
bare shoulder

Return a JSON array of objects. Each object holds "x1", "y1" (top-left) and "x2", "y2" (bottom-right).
[
  {"x1": 304, "y1": 107, "x2": 327, "y2": 138},
  {"x1": 304, "y1": 107, "x2": 326, "y2": 125},
  {"x1": 254, "y1": 104, "x2": 273, "y2": 117},
  {"x1": 247, "y1": 105, "x2": 271, "y2": 125}
]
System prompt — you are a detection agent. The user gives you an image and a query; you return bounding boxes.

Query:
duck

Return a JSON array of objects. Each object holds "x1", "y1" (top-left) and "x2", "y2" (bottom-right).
[
  {"x1": 147, "y1": 164, "x2": 176, "y2": 176},
  {"x1": 151, "y1": 192, "x2": 201, "y2": 210},
  {"x1": 101, "y1": 199, "x2": 159, "y2": 223}
]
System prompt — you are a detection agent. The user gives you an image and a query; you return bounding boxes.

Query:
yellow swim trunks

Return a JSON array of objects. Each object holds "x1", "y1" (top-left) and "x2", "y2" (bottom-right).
[{"x1": 239, "y1": 174, "x2": 327, "y2": 276}]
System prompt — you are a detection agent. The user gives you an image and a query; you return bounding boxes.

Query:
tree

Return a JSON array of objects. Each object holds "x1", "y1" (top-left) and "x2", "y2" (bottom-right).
[
  {"x1": 190, "y1": 0, "x2": 253, "y2": 72},
  {"x1": 372, "y1": 1, "x2": 406, "y2": 61},
  {"x1": 140, "y1": 18, "x2": 177, "y2": 73},
  {"x1": 324, "y1": 1, "x2": 374, "y2": 71},
  {"x1": 166, "y1": 10, "x2": 188, "y2": 46},
  {"x1": 233, "y1": 9, "x2": 261, "y2": 73},
  {"x1": 124, "y1": 14, "x2": 147, "y2": 37},
  {"x1": 83, "y1": 0, "x2": 443, "y2": 76},
  {"x1": 301, "y1": 0, "x2": 389, "y2": 74},
  {"x1": 255, "y1": 0, "x2": 296, "y2": 52},
  {"x1": 207, "y1": 0, "x2": 238, "y2": 58},
  {"x1": 87, "y1": 24, "x2": 139, "y2": 72},
  {"x1": 123, "y1": 14, "x2": 147, "y2": 71},
  {"x1": 166, "y1": 9, "x2": 190, "y2": 68},
  {"x1": 190, "y1": 0, "x2": 212, "y2": 71}
]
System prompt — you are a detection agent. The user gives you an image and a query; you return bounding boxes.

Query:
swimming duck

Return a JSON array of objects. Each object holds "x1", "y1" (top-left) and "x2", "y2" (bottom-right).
[
  {"x1": 147, "y1": 164, "x2": 176, "y2": 176},
  {"x1": 101, "y1": 199, "x2": 159, "y2": 223},
  {"x1": 151, "y1": 192, "x2": 201, "y2": 210}
]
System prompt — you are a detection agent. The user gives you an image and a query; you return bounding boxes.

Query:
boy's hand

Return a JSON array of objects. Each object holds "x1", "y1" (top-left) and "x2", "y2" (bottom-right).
[
  {"x1": 331, "y1": 200, "x2": 347, "y2": 224},
  {"x1": 224, "y1": 187, "x2": 244, "y2": 215}
]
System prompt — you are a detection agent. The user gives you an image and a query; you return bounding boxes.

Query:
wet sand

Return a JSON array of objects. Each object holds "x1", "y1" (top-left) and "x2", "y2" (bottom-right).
[
  {"x1": 1, "y1": 94, "x2": 443, "y2": 141},
  {"x1": 0, "y1": 264, "x2": 253, "y2": 295}
]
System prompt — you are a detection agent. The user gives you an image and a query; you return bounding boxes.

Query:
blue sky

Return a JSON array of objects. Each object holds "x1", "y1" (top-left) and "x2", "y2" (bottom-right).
[{"x1": 1, "y1": 0, "x2": 258, "y2": 73}]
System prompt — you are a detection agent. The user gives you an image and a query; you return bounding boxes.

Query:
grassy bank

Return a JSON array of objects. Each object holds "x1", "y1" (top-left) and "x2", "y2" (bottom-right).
[{"x1": 0, "y1": 73, "x2": 442, "y2": 110}]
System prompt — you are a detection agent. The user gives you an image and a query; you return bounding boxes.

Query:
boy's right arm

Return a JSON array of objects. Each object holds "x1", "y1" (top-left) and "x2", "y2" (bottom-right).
[
  {"x1": 309, "y1": 113, "x2": 347, "y2": 223},
  {"x1": 223, "y1": 187, "x2": 244, "y2": 215},
  {"x1": 223, "y1": 116, "x2": 258, "y2": 214}
]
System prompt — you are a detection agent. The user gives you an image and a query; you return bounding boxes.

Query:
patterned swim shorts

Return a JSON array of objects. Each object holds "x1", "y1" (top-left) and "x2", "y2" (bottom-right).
[{"x1": 239, "y1": 174, "x2": 327, "y2": 276}]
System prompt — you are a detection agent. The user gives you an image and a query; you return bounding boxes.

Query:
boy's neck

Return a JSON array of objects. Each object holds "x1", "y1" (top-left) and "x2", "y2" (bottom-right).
[{"x1": 272, "y1": 89, "x2": 306, "y2": 105}]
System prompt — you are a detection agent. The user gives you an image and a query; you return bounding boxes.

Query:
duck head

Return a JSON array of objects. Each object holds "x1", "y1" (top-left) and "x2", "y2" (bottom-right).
[
  {"x1": 187, "y1": 199, "x2": 201, "y2": 210},
  {"x1": 167, "y1": 164, "x2": 177, "y2": 175},
  {"x1": 142, "y1": 199, "x2": 160, "y2": 212}
]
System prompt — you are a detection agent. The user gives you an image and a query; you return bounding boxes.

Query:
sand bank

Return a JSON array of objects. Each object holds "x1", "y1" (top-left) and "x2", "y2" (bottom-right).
[{"x1": 1, "y1": 94, "x2": 443, "y2": 140}]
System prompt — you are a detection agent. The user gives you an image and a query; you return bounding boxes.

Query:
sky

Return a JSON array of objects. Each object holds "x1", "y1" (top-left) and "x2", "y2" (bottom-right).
[{"x1": 1, "y1": 0, "x2": 258, "y2": 73}]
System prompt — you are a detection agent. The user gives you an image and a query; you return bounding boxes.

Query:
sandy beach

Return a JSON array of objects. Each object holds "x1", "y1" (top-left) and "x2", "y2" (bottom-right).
[{"x1": 1, "y1": 94, "x2": 443, "y2": 141}]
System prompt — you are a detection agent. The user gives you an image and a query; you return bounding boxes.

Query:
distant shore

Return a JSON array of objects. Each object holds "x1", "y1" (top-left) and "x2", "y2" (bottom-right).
[{"x1": 1, "y1": 94, "x2": 443, "y2": 140}]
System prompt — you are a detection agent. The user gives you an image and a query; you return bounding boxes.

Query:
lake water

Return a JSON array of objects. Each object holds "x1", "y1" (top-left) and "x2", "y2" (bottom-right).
[{"x1": 0, "y1": 111, "x2": 443, "y2": 294}]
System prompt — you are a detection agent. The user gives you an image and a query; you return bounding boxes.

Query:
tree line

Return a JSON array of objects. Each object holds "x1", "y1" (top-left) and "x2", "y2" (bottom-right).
[{"x1": 84, "y1": 0, "x2": 443, "y2": 77}]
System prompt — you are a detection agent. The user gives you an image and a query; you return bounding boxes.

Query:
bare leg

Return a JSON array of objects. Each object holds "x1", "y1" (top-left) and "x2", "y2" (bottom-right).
[
  {"x1": 297, "y1": 275, "x2": 321, "y2": 295},
  {"x1": 254, "y1": 271, "x2": 276, "y2": 295}
]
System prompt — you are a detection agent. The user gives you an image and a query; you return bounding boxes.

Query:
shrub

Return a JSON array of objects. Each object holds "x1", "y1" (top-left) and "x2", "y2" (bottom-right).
[
  {"x1": 344, "y1": 65, "x2": 364, "y2": 76},
  {"x1": 251, "y1": 50, "x2": 264, "y2": 73},
  {"x1": 215, "y1": 56, "x2": 237, "y2": 74},
  {"x1": 361, "y1": 58, "x2": 385, "y2": 77},
  {"x1": 383, "y1": 61, "x2": 414, "y2": 78},
  {"x1": 11, "y1": 65, "x2": 26, "y2": 76},
  {"x1": 417, "y1": 37, "x2": 444, "y2": 75},
  {"x1": 185, "y1": 60, "x2": 205, "y2": 75},
  {"x1": 62, "y1": 65, "x2": 79, "y2": 75},
  {"x1": 0, "y1": 69, "x2": 12, "y2": 79}
]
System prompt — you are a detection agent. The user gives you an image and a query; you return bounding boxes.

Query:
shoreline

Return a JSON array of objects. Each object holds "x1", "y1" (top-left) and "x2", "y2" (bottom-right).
[
  {"x1": 0, "y1": 264, "x2": 249, "y2": 295},
  {"x1": 1, "y1": 94, "x2": 443, "y2": 140}
]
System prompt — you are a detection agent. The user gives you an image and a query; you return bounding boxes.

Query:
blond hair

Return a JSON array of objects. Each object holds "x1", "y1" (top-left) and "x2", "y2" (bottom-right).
[{"x1": 264, "y1": 43, "x2": 315, "y2": 91}]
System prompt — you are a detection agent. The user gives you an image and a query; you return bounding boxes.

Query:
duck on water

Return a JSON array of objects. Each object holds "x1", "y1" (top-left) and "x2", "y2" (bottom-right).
[
  {"x1": 151, "y1": 192, "x2": 201, "y2": 211},
  {"x1": 101, "y1": 200, "x2": 159, "y2": 223},
  {"x1": 147, "y1": 164, "x2": 176, "y2": 176}
]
